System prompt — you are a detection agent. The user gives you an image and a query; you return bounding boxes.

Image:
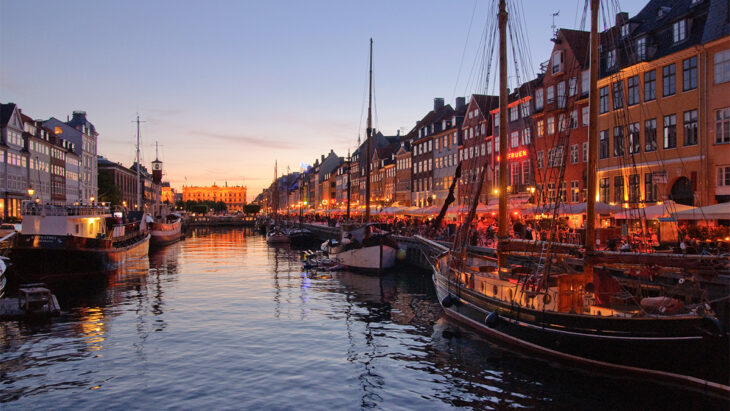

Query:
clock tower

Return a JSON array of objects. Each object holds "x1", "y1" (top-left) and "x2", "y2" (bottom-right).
[{"x1": 152, "y1": 142, "x2": 162, "y2": 185}]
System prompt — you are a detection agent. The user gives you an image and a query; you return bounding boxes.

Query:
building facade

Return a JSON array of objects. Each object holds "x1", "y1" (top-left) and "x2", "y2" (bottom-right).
[{"x1": 182, "y1": 183, "x2": 247, "y2": 211}]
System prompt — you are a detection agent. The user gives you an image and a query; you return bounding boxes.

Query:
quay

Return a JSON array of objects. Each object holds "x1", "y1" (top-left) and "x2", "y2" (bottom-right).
[{"x1": 184, "y1": 215, "x2": 256, "y2": 227}]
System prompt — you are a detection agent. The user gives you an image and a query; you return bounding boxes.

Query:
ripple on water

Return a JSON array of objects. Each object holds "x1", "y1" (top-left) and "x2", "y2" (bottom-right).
[{"x1": 1, "y1": 228, "x2": 725, "y2": 409}]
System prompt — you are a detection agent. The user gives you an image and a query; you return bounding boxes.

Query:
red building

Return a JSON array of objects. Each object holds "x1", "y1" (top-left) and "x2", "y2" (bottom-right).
[
  {"x1": 459, "y1": 94, "x2": 499, "y2": 205},
  {"x1": 532, "y1": 28, "x2": 591, "y2": 204}
]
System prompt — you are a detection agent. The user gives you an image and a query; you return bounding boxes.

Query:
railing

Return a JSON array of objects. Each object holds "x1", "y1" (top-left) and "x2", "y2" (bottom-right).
[{"x1": 22, "y1": 201, "x2": 110, "y2": 217}]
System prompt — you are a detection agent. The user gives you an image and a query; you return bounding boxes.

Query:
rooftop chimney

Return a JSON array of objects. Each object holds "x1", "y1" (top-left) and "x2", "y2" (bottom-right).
[
  {"x1": 434, "y1": 97, "x2": 445, "y2": 112},
  {"x1": 72, "y1": 110, "x2": 87, "y2": 121},
  {"x1": 455, "y1": 97, "x2": 466, "y2": 112}
]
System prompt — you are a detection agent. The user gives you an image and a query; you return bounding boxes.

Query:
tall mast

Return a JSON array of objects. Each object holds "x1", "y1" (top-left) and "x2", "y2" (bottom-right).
[
  {"x1": 346, "y1": 149, "x2": 351, "y2": 220},
  {"x1": 497, "y1": 0, "x2": 509, "y2": 269},
  {"x1": 136, "y1": 114, "x2": 142, "y2": 211},
  {"x1": 585, "y1": 0, "x2": 600, "y2": 279},
  {"x1": 274, "y1": 160, "x2": 278, "y2": 222},
  {"x1": 365, "y1": 38, "x2": 373, "y2": 223}
]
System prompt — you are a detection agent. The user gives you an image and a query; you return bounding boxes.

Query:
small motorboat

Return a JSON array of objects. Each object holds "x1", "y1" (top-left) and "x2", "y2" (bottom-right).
[{"x1": 266, "y1": 227, "x2": 290, "y2": 244}]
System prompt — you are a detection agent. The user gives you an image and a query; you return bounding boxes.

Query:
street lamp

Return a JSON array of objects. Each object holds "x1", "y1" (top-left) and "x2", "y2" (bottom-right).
[
  {"x1": 27, "y1": 187, "x2": 34, "y2": 197},
  {"x1": 90, "y1": 196, "x2": 95, "y2": 204}
]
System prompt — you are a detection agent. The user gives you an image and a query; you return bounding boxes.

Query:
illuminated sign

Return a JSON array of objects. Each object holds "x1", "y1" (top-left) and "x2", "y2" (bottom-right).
[{"x1": 507, "y1": 150, "x2": 527, "y2": 160}]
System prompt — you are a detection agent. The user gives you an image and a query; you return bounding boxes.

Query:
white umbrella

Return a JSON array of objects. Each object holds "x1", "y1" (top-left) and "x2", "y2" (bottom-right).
[
  {"x1": 614, "y1": 200, "x2": 695, "y2": 220},
  {"x1": 672, "y1": 202, "x2": 730, "y2": 220}
]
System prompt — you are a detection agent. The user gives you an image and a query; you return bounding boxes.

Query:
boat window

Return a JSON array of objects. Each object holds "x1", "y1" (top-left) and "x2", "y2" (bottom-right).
[{"x1": 75, "y1": 224, "x2": 79, "y2": 234}]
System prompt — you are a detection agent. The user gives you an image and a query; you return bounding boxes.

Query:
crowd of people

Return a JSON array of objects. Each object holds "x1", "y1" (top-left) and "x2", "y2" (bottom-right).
[{"x1": 276, "y1": 212, "x2": 729, "y2": 256}]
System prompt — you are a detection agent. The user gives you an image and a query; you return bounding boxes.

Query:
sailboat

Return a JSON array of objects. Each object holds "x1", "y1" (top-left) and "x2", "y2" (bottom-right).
[
  {"x1": 267, "y1": 161, "x2": 290, "y2": 244},
  {"x1": 323, "y1": 39, "x2": 398, "y2": 271},
  {"x1": 421, "y1": 0, "x2": 729, "y2": 397}
]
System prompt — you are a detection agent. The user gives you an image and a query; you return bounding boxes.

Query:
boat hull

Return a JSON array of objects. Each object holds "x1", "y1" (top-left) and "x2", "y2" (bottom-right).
[
  {"x1": 150, "y1": 220, "x2": 182, "y2": 247},
  {"x1": 266, "y1": 234, "x2": 290, "y2": 244},
  {"x1": 331, "y1": 244, "x2": 397, "y2": 271},
  {"x1": 432, "y1": 267, "x2": 730, "y2": 395},
  {"x1": 10, "y1": 233, "x2": 150, "y2": 281}
]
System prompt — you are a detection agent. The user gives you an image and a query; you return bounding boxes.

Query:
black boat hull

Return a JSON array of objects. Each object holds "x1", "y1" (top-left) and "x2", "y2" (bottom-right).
[
  {"x1": 10, "y1": 234, "x2": 150, "y2": 282},
  {"x1": 433, "y1": 270, "x2": 730, "y2": 395}
]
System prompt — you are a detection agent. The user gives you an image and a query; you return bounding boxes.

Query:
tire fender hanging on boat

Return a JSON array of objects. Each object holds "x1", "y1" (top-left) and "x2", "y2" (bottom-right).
[
  {"x1": 485, "y1": 311, "x2": 500, "y2": 328},
  {"x1": 441, "y1": 294, "x2": 456, "y2": 308}
]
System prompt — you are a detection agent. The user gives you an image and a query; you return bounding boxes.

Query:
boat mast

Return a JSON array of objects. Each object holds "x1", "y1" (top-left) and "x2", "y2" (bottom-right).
[
  {"x1": 585, "y1": 0, "x2": 600, "y2": 280},
  {"x1": 274, "y1": 160, "x2": 278, "y2": 225},
  {"x1": 365, "y1": 38, "x2": 373, "y2": 223},
  {"x1": 136, "y1": 114, "x2": 142, "y2": 212},
  {"x1": 497, "y1": 0, "x2": 509, "y2": 269},
  {"x1": 346, "y1": 149, "x2": 351, "y2": 220}
]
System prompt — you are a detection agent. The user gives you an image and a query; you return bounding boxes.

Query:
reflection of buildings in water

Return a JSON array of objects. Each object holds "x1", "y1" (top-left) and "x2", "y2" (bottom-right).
[{"x1": 188, "y1": 226, "x2": 254, "y2": 245}]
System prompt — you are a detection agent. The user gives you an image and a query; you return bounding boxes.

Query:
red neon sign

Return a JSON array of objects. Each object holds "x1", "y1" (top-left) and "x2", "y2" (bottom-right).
[{"x1": 507, "y1": 150, "x2": 527, "y2": 160}]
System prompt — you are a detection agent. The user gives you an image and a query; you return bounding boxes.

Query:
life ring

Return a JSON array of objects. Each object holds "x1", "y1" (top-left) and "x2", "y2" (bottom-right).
[{"x1": 542, "y1": 293, "x2": 552, "y2": 305}]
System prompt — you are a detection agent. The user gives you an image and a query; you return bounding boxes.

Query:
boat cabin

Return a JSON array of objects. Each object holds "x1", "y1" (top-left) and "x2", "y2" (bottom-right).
[{"x1": 20, "y1": 202, "x2": 111, "y2": 239}]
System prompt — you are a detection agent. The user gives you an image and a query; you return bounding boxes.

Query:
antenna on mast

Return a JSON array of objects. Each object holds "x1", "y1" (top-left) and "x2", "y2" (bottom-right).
[{"x1": 551, "y1": 11, "x2": 560, "y2": 37}]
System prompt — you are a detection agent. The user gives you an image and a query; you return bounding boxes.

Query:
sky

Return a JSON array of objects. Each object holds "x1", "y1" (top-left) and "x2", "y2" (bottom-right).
[{"x1": 1, "y1": 0, "x2": 644, "y2": 198}]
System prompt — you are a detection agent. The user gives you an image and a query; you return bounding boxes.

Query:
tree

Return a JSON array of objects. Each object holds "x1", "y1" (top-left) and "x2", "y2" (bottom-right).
[
  {"x1": 98, "y1": 171, "x2": 122, "y2": 206},
  {"x1": 243, "y1": 204, "x2": 261, "y2": 214}
]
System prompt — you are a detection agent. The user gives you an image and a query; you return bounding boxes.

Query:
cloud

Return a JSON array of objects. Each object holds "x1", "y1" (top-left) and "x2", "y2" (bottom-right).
[{"x1": 185, "y1": 130, "x2": 293, "y2": 149}]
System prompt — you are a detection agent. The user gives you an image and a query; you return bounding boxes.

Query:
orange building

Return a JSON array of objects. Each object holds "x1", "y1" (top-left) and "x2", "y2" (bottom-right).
[
  {"x1": 161, "y1": 183, "x2": 175, "y2": 204},
  {"x1": 596, "y1": 3, "x2": 727, "y2": 208},
  {"x1": 182, "y1": 183, "x2": 247, "y2": 211}
]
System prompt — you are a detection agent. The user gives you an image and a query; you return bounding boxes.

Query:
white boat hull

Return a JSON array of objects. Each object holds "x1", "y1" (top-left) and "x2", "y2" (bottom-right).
[{"x1": 331, "y1": 244, "x2": 397, "y2": 271}]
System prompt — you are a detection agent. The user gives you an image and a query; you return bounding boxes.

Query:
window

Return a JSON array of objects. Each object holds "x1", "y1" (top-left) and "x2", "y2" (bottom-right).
[
  {"x1": 547, "y1": 86, "x2": 555, "y2": 104},
  {"x1": 558, "y1": 114, "x2": 566, "y2": 132},
  {"x1": 520, "y1": 102, "x2": 531, "y2": 117},
  {"x1": 547, "y1": 117, "x2": 555, "y2": 135},
  {"x1": 510, "y1": 131, "x2": 519, "y2": 148},
  {"x1": 552, "y1": 50, "x2": 564, "y2": 74},
  {"x1": 613, "y1": 81, "x2": 624, "y2": 109},
  {"x1": 628, "y1": 123, "x2": 640, "y2": 154},
  {"x1": 581, "y1": 70, "x2": 589, "y2": 95},
  {"x1": 644, "y1": 70, "x2": 656, "y2": 101},
  {"x1": 511, "y1": 163, "x2": 520, "y2": 186},
  {"x1": 637, "y1": 37, "x2": 646, "y2": 61},
  {"x1": 509, "y1": 106, "x2": 518, "y2": 121},
  {"x1": 664, "y1": 114, "x2": 677, "y2": 149},
  {"x1": 582, "y1": 106, "x2": 589, "y2": 127},
  {"x1": 535, "y1": 89, "x2": 544, "y2": 110},
  {"x1": 600, "y1": 130, "x2": 609, "y2": 159},
  {"x1": 627, "y1": 75, "x2": 640, "y2": 105},
  {"x1": 663, "y1": 64, "x2": 676, "y2": 97},
  {"x1": 673, "y1": 19, "x2": 686, "y2": 43},
  {"x1": 645, "y1": 119, "x2": 657, "y2": 152},
  {"x1": 568, "y1": 77, "x2": 577, "y2": 96},
  {"x1": 557, "y1": 81, "x2": 566, "y2": 108},
  {"x1": 628, "y1": 174, "x2": 640, "y2": 204},
  {"x1": 537, "y1": 120, "x2": 544, "y2": 137},
  {"x1": 522, "y1": 128, "x2": 531, "y2": 145},
  {"x1": 645, "y1": 173, "x2": 658, "y2": 202},
  {"x1": 559, "y1": 181, "x2": 567, "y2": 202},
  {"x1": 715, "y1": 50, "x2": 730, "y2": 84},
  {"x1": 570, "y1": 110, "x2": 578, "y2": 129},
  {"x1": 718, "y1": 166, "x2": 730, "y2": 187},
  {"x1": 522, "y1": 161, "x2": 531, "y2": 185},
  {"x1": 684, "y1": 110, "x2": 698, "y2": 146},
  {"x1": 607, "y1": 49, "x2": 617, "y2": 69},
  {"x1": 614, "y1": 126, "x2": 625, "y2": 157},
  {"x1": 570, "y1": 144, "x2": 579, "y2": 164},
  {"x1": 583, "y1": 142, "x2": 588, "y2": 163},
  {"x1": 683, "y1": 57, "x2": 697, "y2": 91},
  {"x1": 537, "y1": 151, "x2": 544, "y2": 169},
  {"x1": 600, "y1": 178, "x2": 610, "y2": 203},
  {"x1": 621, "y1": 23, "x2": 629, "y2": 38},
  {"x1": 599, "y1": 86, "x2": 609, "y2": 113},
  {"x1": 716, "y1": 107, "x2": 730, "y2": 143},
  {"x1": 614, "y1": 176, "x2": 625, "y2": 203}
]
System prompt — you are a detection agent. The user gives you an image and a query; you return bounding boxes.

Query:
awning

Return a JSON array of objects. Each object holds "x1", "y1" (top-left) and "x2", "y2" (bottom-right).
[
  {"x1": 672, "y1": 202, "x2": 730, "y2": 220},
  {"x1": 614, "y1": 200, "x2": 695, "y2": 220}
]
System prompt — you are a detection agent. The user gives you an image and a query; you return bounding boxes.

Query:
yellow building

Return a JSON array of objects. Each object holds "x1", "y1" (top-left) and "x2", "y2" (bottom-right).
[
  {"x1": 182, "y1": 183, "x2": 247, "y2": 211},
  {"x1": 161, "y1": 184, "x2": 175, "y2": 204}
]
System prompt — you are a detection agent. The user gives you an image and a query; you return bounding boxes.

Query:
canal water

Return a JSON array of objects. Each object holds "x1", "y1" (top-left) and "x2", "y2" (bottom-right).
[{"x1": 0, "y1": 228, "x2": 724, "y2": 409}]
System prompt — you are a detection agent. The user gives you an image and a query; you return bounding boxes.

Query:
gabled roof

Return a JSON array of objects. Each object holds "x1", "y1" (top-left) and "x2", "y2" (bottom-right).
[
  {"x1": 702, "y1": 0, "x2": 730, "y2": 43},
  {"x1": 0, "y1": 103, "x2": 17, "y2": 127},
  {"x1": 559, "y1": 28, "x2": 591, "y2": 68},
  {"x1": 471, "y1": 95, "x2": 500, "y2": 117}
]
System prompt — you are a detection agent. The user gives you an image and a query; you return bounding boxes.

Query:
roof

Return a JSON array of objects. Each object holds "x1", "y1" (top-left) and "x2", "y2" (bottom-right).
[
  {"x1": 0, "y1": 103, "x2": 16, "y2": 127},
  {"x1": 559, "y1": 29, "x2": 591, "y2": 68},
  {"x1": 702, "y1": 0, "x2": 730, "y2": 43}
]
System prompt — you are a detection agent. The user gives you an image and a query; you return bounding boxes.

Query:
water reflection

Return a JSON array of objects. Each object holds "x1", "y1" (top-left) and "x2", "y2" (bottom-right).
[{"x1": 1, "y1": 229, "x2": 723, "y2": 409}]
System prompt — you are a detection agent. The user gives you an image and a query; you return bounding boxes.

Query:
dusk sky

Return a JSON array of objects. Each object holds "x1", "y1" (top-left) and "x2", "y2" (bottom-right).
[{"x1": 1, "y1": 0, "x2": 642, "y2": 198}]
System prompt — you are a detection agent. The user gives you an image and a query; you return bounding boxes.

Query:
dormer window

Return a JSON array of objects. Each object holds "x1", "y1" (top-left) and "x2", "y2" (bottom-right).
[
  {"x1": 607, "y1": 49, "x2": 617, "y2": 69},
  {"x1": 621, "y1": 24, "x2": 629, "y2": 38},
  {"x1": 552, "y1": 50, "x2": 564, "y2": 75},
  {"x1": 673, "y1": 19, "x2": 686, "y2": 43},
  {"x1": 636, "y1": 37, "x2": 646, "y2": 60}
]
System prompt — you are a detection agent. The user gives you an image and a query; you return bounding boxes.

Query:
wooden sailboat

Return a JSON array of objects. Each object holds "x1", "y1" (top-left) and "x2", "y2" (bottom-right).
[
  {"x1": 423, "y1": 0, "x2": 729, "y2": 397},
  {"x1": 324, "y1": 39, "x2": 398, "y2": 271}
]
